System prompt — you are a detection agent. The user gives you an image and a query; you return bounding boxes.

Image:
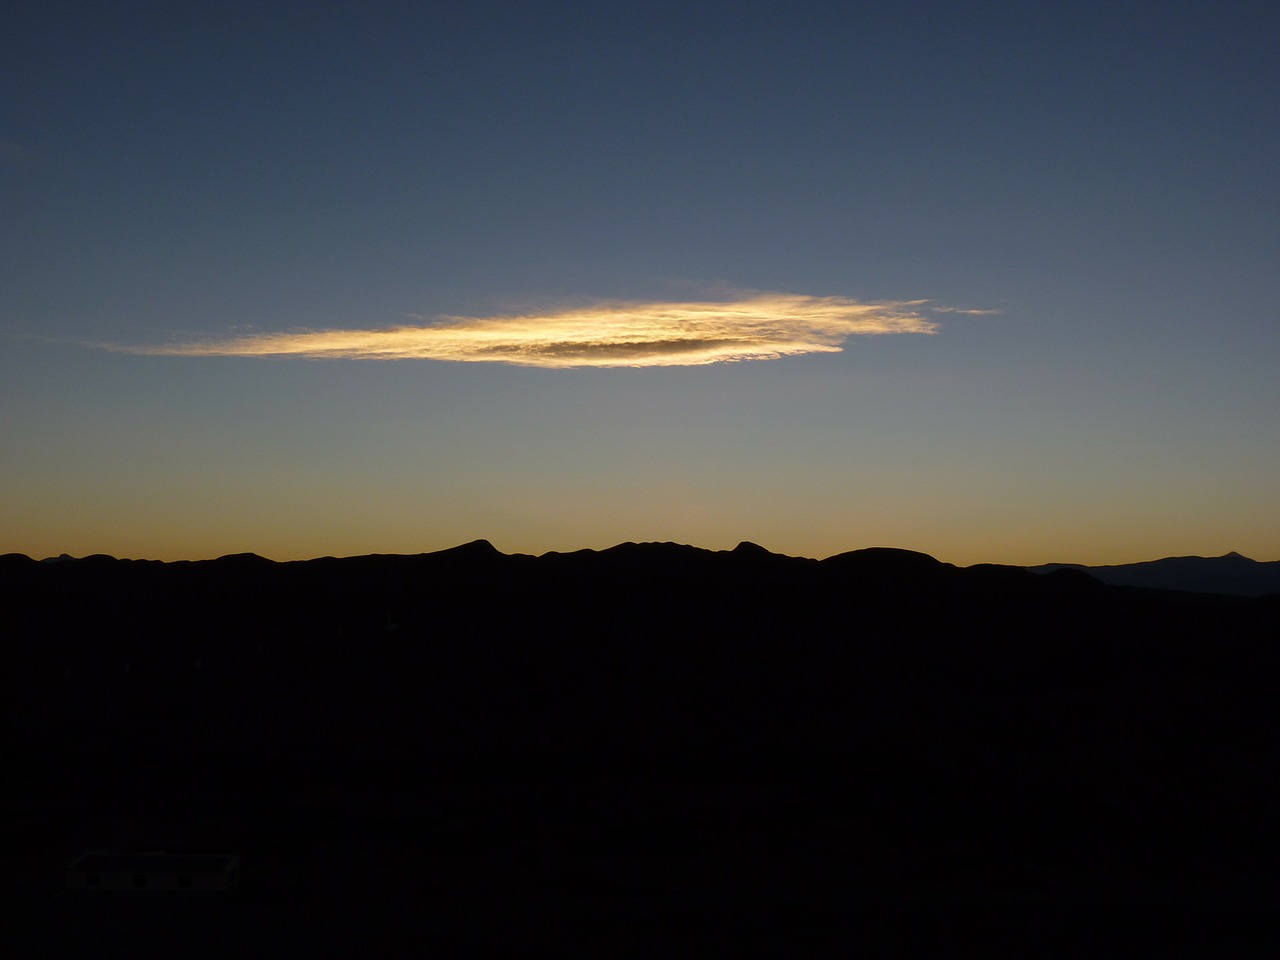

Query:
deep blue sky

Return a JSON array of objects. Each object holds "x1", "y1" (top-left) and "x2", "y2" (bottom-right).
[{"x1": 4, "y1": 1, "x2": 1278, "y2": 563}]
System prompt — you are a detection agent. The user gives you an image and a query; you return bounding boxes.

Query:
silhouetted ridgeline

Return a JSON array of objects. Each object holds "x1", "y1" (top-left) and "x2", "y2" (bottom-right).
[
  {"x1": 3, "y1": 540, "x2": 1279, "y2": 925},
  {"x1": 1026, "y1": 551, "x2": 1280, "y2": 597},
  {"x1": 4, "y1": 540, "x2": 1275, "y2": 770}
]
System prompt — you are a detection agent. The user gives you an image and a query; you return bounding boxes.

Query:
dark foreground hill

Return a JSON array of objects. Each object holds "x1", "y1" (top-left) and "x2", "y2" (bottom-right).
[{"x1": 3, "y1": 541, "x2": 1278, "y2": 954}]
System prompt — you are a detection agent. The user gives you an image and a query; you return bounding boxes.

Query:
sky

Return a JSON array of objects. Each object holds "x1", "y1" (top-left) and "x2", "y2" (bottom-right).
[{"x1": 3, "y1": 0, "x2": 1278, "y2": 565}]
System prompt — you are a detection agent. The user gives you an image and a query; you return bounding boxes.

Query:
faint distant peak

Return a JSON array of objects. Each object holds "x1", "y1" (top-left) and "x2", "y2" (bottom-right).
[
  {"x1": 41, "y1": 553, "x2": 77, "y2": 564},
  {"x1": 823, "y1": 546, "x2": 946, "y2": 566},
  {"x1": 601, "y1": 540, "x2": 702, "y2": 555},
  {"x1": 591, "y1": 541, "x2": 723, "y2": 571},
  {"x1": 1026, "y1": 551, "x2": 1279, "y2": 597},
  {"x1": 435, "y1": 539, "x2": 503, "y2": 559},
  {"x1": 211, "y1": 552, "x2": 274, "y2": 566}
]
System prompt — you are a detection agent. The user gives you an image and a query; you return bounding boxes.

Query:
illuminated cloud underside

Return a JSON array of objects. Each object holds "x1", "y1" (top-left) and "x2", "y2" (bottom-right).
[{"x1": 118, "y1": 294, "x2": 942, "y2": 368}]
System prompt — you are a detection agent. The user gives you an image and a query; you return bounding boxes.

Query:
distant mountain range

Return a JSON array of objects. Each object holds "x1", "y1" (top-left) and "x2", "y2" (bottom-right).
[
  {"x1": 26, "y1": 543, "x2": 1280, "y2": 596},
  {"x1": 1025, "y1": 551, "x2": 1280, "y2": 597}
]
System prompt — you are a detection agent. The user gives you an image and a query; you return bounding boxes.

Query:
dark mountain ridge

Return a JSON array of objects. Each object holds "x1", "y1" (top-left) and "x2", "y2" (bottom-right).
[
  {"x1": 3, "y1": 540, "x2": 1277, "y2": 952},
  {"x1": 6, "y1": 538, "x2": 1273, "y2": 780},
  {"x1": 1026, "y1": 550, "x2": 1280, "y2": 597}
]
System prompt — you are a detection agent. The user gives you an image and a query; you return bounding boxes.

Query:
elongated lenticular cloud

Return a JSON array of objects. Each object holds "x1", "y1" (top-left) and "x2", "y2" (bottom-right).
[{"x1": 115, "y1": 294, "x2": 941, "y2": 368}]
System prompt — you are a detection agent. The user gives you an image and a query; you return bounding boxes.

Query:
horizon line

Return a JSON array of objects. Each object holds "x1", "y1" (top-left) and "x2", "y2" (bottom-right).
[{"x1": 6, "y1": 541, "x2": 1270, "y2": 568}]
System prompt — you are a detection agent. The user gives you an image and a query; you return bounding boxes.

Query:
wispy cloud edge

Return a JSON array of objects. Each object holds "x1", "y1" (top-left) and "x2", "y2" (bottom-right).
[{"x1": 928, "y1": 306, "x2": 1002, "y2": 315}]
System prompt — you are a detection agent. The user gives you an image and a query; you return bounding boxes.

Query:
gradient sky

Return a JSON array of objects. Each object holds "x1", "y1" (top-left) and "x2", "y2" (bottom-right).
[{"x1": 3, "y1": 0, "x2": 1278, "y2": 565}]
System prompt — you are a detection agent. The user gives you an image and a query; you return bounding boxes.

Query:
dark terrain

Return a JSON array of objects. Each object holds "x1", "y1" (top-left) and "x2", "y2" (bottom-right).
[
  {"x1": 1026, "y1": 551, "x2": 1280, "y2": 597},
  {"x1": 3, "y1": 541, "x2": 1277, "y2": 955}
]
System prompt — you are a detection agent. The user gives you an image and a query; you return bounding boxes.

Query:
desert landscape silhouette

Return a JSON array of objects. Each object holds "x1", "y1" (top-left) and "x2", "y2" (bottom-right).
[{"x1": 4, "y1": 541, "x2": 1277, "y2": 954}]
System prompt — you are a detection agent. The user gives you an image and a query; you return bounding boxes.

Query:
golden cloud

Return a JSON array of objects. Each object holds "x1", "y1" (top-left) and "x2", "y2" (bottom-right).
[{"x1": 111, "y1": 293, "x2": 941, "y2": 368}]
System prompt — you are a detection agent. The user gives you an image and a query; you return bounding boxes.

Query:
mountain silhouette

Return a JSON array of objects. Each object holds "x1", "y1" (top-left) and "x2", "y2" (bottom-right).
[
  {"x1": 1026, "y1": 551, "x2": 1280, "y2": 596},
  {"x1": 4, "y1": 541, "x2": 1277, "y2": 953}
]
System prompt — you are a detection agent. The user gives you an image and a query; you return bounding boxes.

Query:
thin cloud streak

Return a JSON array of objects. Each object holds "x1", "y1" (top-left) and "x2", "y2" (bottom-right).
[
  {"x1": 109, "y1": 294, "x2": 941, "y2": 368},
  {"x1": 929, "y1": 306, "x2": 1002, "y2": 315}
]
